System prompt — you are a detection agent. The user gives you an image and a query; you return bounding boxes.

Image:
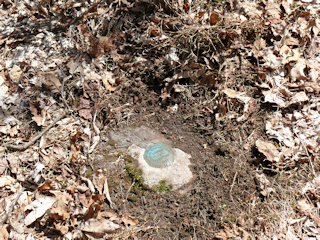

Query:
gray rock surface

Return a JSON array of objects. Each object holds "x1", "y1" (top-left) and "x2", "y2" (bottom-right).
[
  {"x1": 109, "y1": 126, "x2": 193, "y2": 190},
  {"x1": 128, "y1": 144, "x2": 193, "y2": 190}
]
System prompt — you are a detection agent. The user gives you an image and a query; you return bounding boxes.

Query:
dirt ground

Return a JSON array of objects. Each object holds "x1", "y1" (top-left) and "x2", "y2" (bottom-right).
[{"x1": 88, "y1": 83, "x2": 266, "y2": 239}]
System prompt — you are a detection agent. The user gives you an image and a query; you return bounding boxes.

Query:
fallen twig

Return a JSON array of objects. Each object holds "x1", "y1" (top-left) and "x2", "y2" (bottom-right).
[
  {"x1": 6, "y1": 113, "x2": 67, "y2": 151},
  {"x1": 0, "y1": 187, "x2": 25, "y2": 225}
]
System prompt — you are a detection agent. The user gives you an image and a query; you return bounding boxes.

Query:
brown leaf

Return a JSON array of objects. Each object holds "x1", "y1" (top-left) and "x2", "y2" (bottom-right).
[
  {"x1": 30, "y1": 103, "x2": 46, "y2": 126},
  {"x1": 0, "y1": 175, "x2": 16, "y2": 188},
  {"x1": 209, "y1": 12, "x2": 221, "y2": 25},
  {"x1": 79, "y1": 218, "x2": 121, "y2": 235},
  {"x1": 0, "y1": 225, "x2": 9, "y2": 239},
  {"x1": 290, "y1": 59, "x2": 307, "y2": 81},
  {"x1": 84, "y1": 202, "x2": 101, "y2": 221},
  {"x1": 223, "y1": 89, "x2": 252, "y2": 103},
  {"x1": 78, "y1": 97, "x2": 92, "y2": 120},
  {"x1": 253, "y1": 38, "x2": 266, "y2": 53},
  {"x1": 255, "y1": 173, "x2": 275, "y2": 197},
  {"x1": 98, "y1": 36, "x2": 114, "y2": 53},
  {"x1": 38, "y1": 179, "x2": 54, "y2": 192},
  {"x1": 149, "y1": 26, "x2": 161, "y2": 37},
  {"x1": 297, "y1": 199, "x2": 320, "y2": 227},
  {"x1": 282, "y1": 47, "x2": 301, "y2": 65},
  {"x1": 78, "y1": 192, "x2": 91, "y2": 208},
  {"x1": 92, "y1": 174, "x2": 104, "y2": 194},
  {"x1": 41, "y1": 72, "x2": 62, "y2": 93},
  {"x1": 9, "y1": 65, "x2": 22, "y2": 82},
  {"x1": 102, "y1": 72, "x2": 117, "y2": 92},
  {"x1": 284, "y1": 37, "x2": 299, "y2": 46},
  {"x1": 0, "y1": 155, "x2": 8, "y2": 175},
  {"x1": 103, "y1": 177, "x2": 113, "y2": 207},
  {"x1": 215, "y1": 225, "x2": 236, "y2": 239},
  {"x1": 49, "y1": 191, "x2": 72, "y2": 220},
  {"x1": 24, "y1": 196, "x2": 56, "y2": 226},
  {"x1": 54, "y1": 222, "x2": 69, "y2": 235},
  {"x1": 255, "y1": 139, "x2": 280, "y2": 162},
  {"x1": 290, "y1": 92, "x2": 308, "y2": 104}
]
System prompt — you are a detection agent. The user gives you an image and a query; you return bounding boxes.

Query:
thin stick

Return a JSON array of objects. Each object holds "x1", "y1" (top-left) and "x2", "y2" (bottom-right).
[
  {"x1": 229, "y1": 171, "x2": 238, "y2": 202},
  {"x1": 0, "y1": 187, "x2": 25, "y2": 225},
  {"x1": 6, "y1": 113, "x2": 67, "y2": 151}
]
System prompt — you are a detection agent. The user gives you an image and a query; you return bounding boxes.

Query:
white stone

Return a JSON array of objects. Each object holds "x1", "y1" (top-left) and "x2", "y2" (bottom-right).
[{"x1": 128, "y1": 144, "x2": 193, "y2": 190}]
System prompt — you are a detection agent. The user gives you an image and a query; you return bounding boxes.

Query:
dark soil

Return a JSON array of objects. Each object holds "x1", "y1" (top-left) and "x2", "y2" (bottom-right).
[{"x1": 91, "y1": 84, "x2": 265, "y2": 239}]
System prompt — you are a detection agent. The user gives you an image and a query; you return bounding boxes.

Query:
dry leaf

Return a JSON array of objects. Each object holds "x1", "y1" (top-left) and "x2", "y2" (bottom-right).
[
  {"x1": 149, "y1": 26, "x2": 161, "y2": 37},
  {"x1": 6, "y1": 126, "x2": 18, "y2": 137},
  {"x1": 79, "y1": 218, "x2": 121, "y2": 235},
  {"x1": 81, "y1": 176, "x2": 95, "y2": 193},
  {"x1": 30, "y1": 162, "x2": 45, "y2": 185},
  {"x1": 223, "y1": 89, "x2": 251, "y2": 103},
  {"x1": 215, "y1": 225, "x2": 236, "y2": 239},
  {"x1": 49, "y1": 192, "x2": 72, "y2": 220},
  {"x1": 84, "y1": 202, "x2": 101, "y2": 221},
  {"x1": 297, "y1": 199, "x2": 320, "y2": 227},
  {"x1": 164, "y1": 47, "x2": 180, "y2": 67},
  {"x1": 78, "y1": 192, "x2": 91, "y2": 208},
  {"x1": 280, "y1": 45, "x2": 290, "y2": 55},
  {"x1": 256, "y1": 139, "x2": 280, "y2": 162},
  {"x1": 209, "y1": 12, "x2": 221, "y2": 25},
  {"x1": 30, "y1": 104, "x2": 46, "y2": 127},
  {"x1": 290, "y1": 59, "x2": 307, "y2": 81},
  {"x1": 41, "y1": 72, "x2": 62, "y2": 93},
  {"x1": 92, "y1": 174, "x2": 104, "y2": 194},
  {"x1": 255, "y1": 173, "x2": 275, "y2": 196},
  {"x1": 54, "y1": 222, "x2": 69, "y2": 235},
  {"x1": 253, "y1": 38, "x2": 266, "y2": 54},
  {"x1": 67, "y1": 60, "x2": 82, "y2": 74},
  {"x1": 24, "y1": 196, "x2": 56, "y2": 226},
  {"x1": 283, "y1": 49, "x2": 301, "y2": 64},
  {"x1": 102, "y1": 72, "x2": 117, "y2": 92},
  {"x1": 78, "y1": 97, "x2": 92, "y2": 120},
  {"x1": 0, "y1": 156, "x2": 8, "y2": 175},
  {"x1": 0, "y1": 225, "x2": 9, "y2": 240},
  {"x1": 103, "y1": 177, "x2": 113, "y2": 207},
  {"x1": 38, "y1": 179, "x2": 54, "y2": 192},
  {"x1": 223, "y1": 88, "x2": 254, "y2": 121},
  {"x1": 263, "y1": 89, "x2": 287, "y2": 107},
  {"x1": 284, "y1": 37, "x2": 299, "y2": 46},
  {"x1": 98, "y1": 36, "x2": 114, "y2": 53},
  {"x1": 281, "y1": 0, "x2": 293, "y2": 15},
  {"x1": 0, "y1": 175, "x2": 16, "y2": 188},
  {"x1": 290, "y1": 92, "x2": 308, "y2": 104},
  {"x1": 9, "y1": 65, "x2": 22, "y2": 82}
]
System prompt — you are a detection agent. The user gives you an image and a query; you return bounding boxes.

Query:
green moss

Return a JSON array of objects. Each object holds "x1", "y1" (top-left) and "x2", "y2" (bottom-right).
[
  {"x1": 125, "y1": 164, "x2": 147, "y2": 191},
  {"x1": 86, "y1": 169, "x2": 93, "y2": 178},
  {"x1": 103, "y1": 154, "x2": 118, "y2": 162},
  {"x1": 219, "y1": 204, "x2": 227, "y2": 209},
  {"x1": 223, "y1": 216, "x2": 237, "y2": 223},
  {"x1": 59, "y1": 179, "x2": 68, "y2": 188},
  {"x1": 123, "y1": 153, "x2": 136, "y2": 163},
  {"x1": 119, "y1": 151, "x2": 148, "y2": 194},
  {"x1": 116, "y1": 151, "x2": 136, "y2": 163},
  {"x1": 153, "y1": 180, "x2": 172, "y2": 193},
  {"x1": 127, "y1": 194, "x2": 138, "y2": 202}
]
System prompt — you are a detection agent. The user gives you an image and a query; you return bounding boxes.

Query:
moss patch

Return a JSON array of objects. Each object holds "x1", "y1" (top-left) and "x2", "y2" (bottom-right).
[
  {"x1": 153, "y1": 180, "x2": 172, "y2": 193},
  {"x1": 125, "y1": 164, "x2": 148, "y2": 191}
]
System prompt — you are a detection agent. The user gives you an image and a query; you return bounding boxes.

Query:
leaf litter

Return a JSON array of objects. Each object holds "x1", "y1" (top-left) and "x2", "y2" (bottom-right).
[{"x1": 0, "y1": 0, "x2": 320, "y2": 239}]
